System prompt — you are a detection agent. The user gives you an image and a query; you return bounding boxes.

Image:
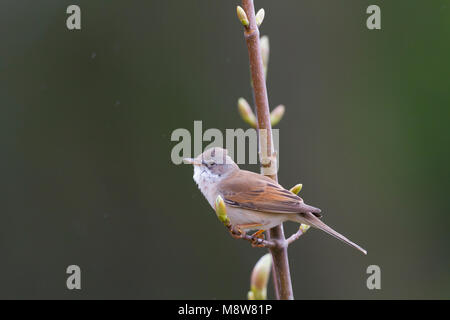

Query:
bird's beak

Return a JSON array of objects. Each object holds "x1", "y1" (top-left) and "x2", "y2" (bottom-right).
[{"x1": 183, "y1": 158, "x2": 202, "y2": 165}]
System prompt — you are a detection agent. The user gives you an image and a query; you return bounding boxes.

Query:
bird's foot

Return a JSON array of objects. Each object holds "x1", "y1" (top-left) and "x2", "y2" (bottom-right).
[
  {"x1": 250, "y1": 230, "x2": 266, "y2": 247},
  {"x1": 228, "y1": 225, "x2": 246, "y2": 239}
]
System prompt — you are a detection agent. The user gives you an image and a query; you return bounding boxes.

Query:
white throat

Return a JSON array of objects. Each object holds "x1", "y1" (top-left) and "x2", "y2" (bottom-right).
[{"x1": 193, "y1": 166, "x2": 222, "y2": 207}]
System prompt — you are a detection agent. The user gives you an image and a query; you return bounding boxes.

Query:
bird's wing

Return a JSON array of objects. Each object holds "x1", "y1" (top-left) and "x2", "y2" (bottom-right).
[{"x1": 218, "y1": 170, "x2": 322, "y2": 216}]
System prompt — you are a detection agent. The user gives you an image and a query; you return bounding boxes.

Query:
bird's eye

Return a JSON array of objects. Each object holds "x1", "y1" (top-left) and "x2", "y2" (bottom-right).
[{"x1": 202, "y1": 160, "x2": 216, "y2": 168}]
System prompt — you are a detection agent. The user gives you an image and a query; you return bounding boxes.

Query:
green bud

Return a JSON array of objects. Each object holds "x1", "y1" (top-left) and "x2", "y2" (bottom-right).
[
  {"x1": 215, "y1": 195, "x2": 230, "y2": 225},
  {"x1": 236, "y1": 6, "x2": 249, "y2": 27},
  {"x1": 270, "y1": 105, "x2": 285, "y2": 126},
  {"x1": 260, "y1": 36, "x2": 270, "y2": 78},
  {"x1": 238, "y1": 98, "x2": 257, "y2": 128},
  {"x1": 289, "y1": 183, "x2": 303, "y2": 195},
  {"x1": 300, "y1": 224, "x2": 311, "y2": 233},
  {"x1": 249, "y1": 253, "x2": 272, "y2": 300},
  {"x1": 256, "y1": 8, "x2": 265, "y2": 27}
]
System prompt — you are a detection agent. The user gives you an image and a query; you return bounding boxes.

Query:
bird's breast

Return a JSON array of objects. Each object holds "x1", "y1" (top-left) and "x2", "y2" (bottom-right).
[{"x1": 193, "y1": 169, "x2": 220, "y2": 208}]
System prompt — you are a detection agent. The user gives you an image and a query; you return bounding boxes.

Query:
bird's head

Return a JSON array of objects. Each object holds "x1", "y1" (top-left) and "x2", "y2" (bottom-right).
[{"x1": 184, "y1": 147, "x2": 239, "y2": 184}]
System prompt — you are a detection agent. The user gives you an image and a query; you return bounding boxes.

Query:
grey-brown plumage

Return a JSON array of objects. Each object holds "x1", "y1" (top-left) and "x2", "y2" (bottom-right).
[
  {"x1": 219, "y1": 169, "x2": 322, "y2": 217},
  {"x1": 185, "y1": 147, "x2": 367, "y2": 255}
]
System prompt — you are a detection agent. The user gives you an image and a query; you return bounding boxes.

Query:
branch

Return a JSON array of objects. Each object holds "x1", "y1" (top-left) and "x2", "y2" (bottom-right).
[
  {"x1": 287, "y1": 224, "x2": 310, "y2": 245},
  {"x1": 239, "y1": 0, "x2": 294, "y2": 300}
]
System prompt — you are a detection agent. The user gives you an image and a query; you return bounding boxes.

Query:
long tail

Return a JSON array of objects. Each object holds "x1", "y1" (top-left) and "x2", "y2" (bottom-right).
[{"x1": 296, "y1": 212, "x2": 367, "y2": 255}]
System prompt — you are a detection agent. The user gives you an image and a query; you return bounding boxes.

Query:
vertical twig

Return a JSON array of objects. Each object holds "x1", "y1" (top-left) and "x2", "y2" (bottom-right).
[{"x1": 240, "y1": 0, "x2": 294, "y2": 300}]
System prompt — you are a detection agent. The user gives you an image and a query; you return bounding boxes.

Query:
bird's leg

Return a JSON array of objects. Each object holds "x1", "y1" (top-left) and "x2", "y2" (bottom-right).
[
  {"x1": 251, "y1": 229, "x2": 265, "y2": 239},
  {"x1": 249, "y1": 229, "x2": 266, "y2": 247}
]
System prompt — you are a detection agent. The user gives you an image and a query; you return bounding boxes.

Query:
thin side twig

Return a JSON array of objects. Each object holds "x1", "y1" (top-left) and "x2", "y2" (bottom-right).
[{"x1": 286, "y1": 228, "x2": 307, "y2": 245}]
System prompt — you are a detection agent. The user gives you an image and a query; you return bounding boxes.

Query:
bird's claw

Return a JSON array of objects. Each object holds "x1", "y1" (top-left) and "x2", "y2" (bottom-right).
[
  {"x1": 249, "y1": 230, "x2": 265, "y2": 247},
  {"x1": 228, "y1": 225, "x2": 246, "y2": 239},
  {"x1": 250, "y1": 237, "x2": 266, "y2": 248}
]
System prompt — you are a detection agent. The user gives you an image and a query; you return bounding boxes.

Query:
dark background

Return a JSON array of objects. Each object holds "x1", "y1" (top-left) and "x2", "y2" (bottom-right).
[{"x1": 0, "y1": 0, "x2": 449, "y2": 299}]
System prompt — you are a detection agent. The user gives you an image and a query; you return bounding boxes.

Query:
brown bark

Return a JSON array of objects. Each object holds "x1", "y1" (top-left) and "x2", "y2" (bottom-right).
[{"x1": 241, "y1": 0, "x2": 294, "y2": 300}]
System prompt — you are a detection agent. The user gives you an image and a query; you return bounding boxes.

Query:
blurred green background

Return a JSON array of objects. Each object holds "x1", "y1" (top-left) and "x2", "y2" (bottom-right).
[{"x1": 0, "y1": 0, "x2": 449, "y2": 299}]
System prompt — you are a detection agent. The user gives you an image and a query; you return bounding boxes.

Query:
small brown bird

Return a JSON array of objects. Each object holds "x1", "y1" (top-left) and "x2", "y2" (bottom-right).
[{"x1": 184, "y1": 147, "x2": 367, "y2": 254}]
